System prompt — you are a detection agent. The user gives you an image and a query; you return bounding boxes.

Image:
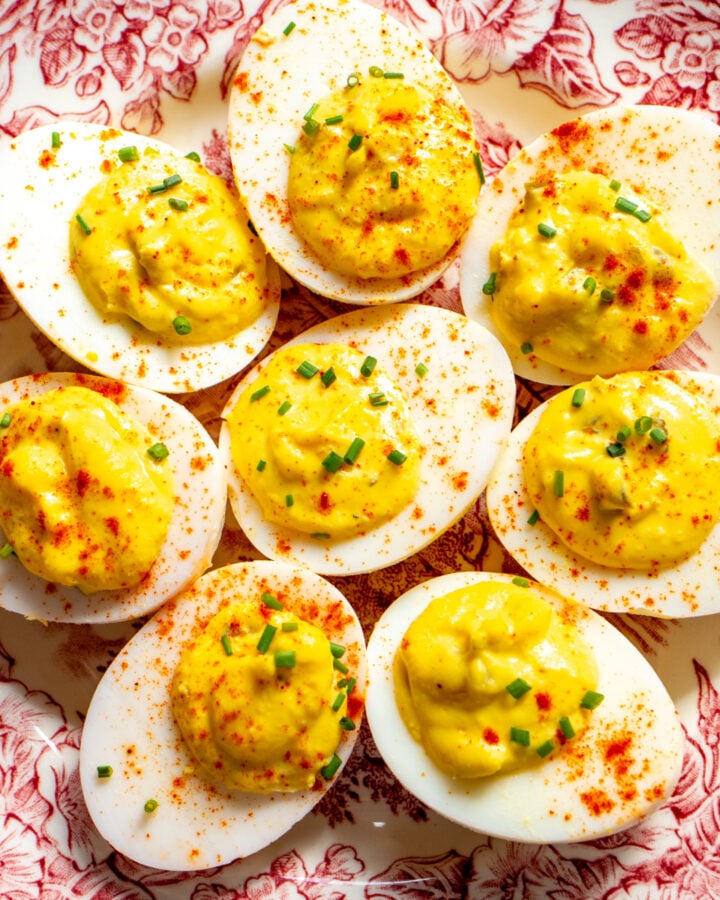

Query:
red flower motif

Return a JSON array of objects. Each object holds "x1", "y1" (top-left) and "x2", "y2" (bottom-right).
[
  {"x1": 71, "y1": 0, "x2": 128, "y2": 53},
  {"x1": 662, "y1": 31, "x2": 720, "y2": 89},
  {"x1": 143, "y1": 4, "x2": 208, "y2": 72}
]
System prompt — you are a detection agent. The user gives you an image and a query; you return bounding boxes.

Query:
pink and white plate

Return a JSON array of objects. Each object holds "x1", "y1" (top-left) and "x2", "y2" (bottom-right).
[{"x1": 2, "y1": 1, "x2": 720, "y2": 897}]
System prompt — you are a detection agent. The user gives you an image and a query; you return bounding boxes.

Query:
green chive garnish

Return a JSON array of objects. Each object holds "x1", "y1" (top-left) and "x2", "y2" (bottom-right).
[
  {"x1": 527, "y1": 509, "x2": 540, "y2": 526},
  {"x1": 261, "y1": 592, "x2": 283, "y2": 610},
  {"x1": 118, "y1": 145, "x2": 139, "y2": 162},
  {"x1": 415, "y1": 361, "x2": 428, "y2": 377},
  {"x1": 75, "y1": 214, "x2": 92, "y2": 235},
  {"x1": 606, "y1": 442, "x2": 626, "y2": 458},
  {"x1": 536, "y1": 740, "x2": 554, "y2": 758},
  {"x1": 505, "y1": 677, "x2": 531, "y2": 699},
  {"x1": 164, "y1": 173, "x2": 182, "y2": 189},
  {"x1": 0, "y1": 543, "x2": 14, "y2": 559},
  {"x1": 512, "y1": 576, "x2": 530, "y2": 588},
  {"x1": 332, "y1": 691, "x2": 345, "y2": 711},
  {"x1": 635, "y1": 415, "x2": 653, "y2": 434},
  {"x1": 250, "y1": 384, "x2": 270, "y2": 402},
  {"x1": 325, "y1": 114, "x2": 344, "y2": 125},
  {"x1": 383, "y1": 71, "x2": 404, "y2": 79},
  {"x1": 256, "y1": 459, "x2": 267, "y2": 471},
  {"x1": 330, "y1": 642, "x2": 346, "y2": 659},
  {"x1": 609, "y1": 179, "x2": 621, "y2": 191},
  {"x1": 321, "y1": 367, "x2": 336, "y2": 388},
  {"x1": 482, "y1": 272, "x2": 497, "y2": 295},
  {"x1": 369, "y1": 391, "x2": 388, "y2": 407},
  {"x1": 650, "y1": 426, "x2": 668, "y2": 444},
  {"x1": 339, "y1": 717, "x2": 356, "y2": 730},
  {"x1": 168, "y1": 197, "x2": 188, "y2": 211},
  {"x1": 278, "y1": 400, "x2": 292, "y2": 415},
  {"x1": 221, "y1": 634, "x2": 233, "y2": 656},
  {"x1": 311, "y1": 532, "x2": 331, "y2": 539},
  {"x1": 510, "y1": 727, "x2": 530, "y2": 746},
  {"x1": 303, "y1": 118, "x2": 320, "y2": 136},
  {"x1": 633, "y1": 207, "x2": 652, "y2": 222},
  {"x1": 553, "y1": 470, "x2": 564, "y2": 497},
  {"x1": 51, "y1": 131, "x2": 61, "y2": 149},
  {"x1": 473, "y1": 151, "x2": 485, "y2": 184},
  {"x1": 600, "y1": 288, "x2": 615, "y2": 303},
  {"x1": 281, "y1": 621, "x2": 298, "y2": 632},
  {"x1": 348, "y1": 133, "x2": 363, "y2": 152},
  {"x1": 537, "y1": 222, "x2": 556, "y2": 238},
  {"x1": 559, "y1": 716, "x2": 575, "y2": 739},
  {"x1": 582, "y1": 276, "x2": 596, "y2": 294},
  {"x1": 96, "y1": 765, "x2": 113, "y2": 778},
  {"x1": 144, "y1": 799, "x2": 158, "y2": 813},
  {"x1": 321, "y1": 753, "x2": 342, "y2": 779},
  {"x1": 147, "y1": 443, "x2": 169, "y2": 461},
  {"x1": 369, "y1": 65, "x2": 384, "y2": 77},
  {"x1": 580, "y1": 690, "x2": 604, "y2": 710},
  {"x1": 390, "y1": 170, "x2": 399, "y2": 189},
  {"x1": 283, "y1": 20, "x2": 296, "y2": 35},
  {"x1": 185, "y1": 151, "x2": 201, "y2": 162},
  {"x1": 0, "y1": 412, "x2": 11, "y2": 428},
  {"x1": 256, "y1": 623, "x2": 277, "y2": 654},
  {"x1": 387, "y1": 449, "x2": 407, "y2": 466},
  {"x1": 346, "y1": 72, "x2": 360, "y2": 88},
  {"x1": 148, "y1": 182, "x2": 166, "y2": 194},
  {"x1": 345, "y1": 676, "x2": 356, "y2": 694},
  {"x1": 614, "y1": 196, "x2": 638, "y2": 215},
  {"x1": 285, "y1": 494, "x2": 294, "y2": 507},
  {"x1": 275, "y1": 649, "x2": 296, "y2": 668},
  {"x1": 333, "y1": 657, "x2": 349, "y2": 674},
  {"x1": 173, "y1": 315, "x2": 192, "y2": 335},
  {"x1": 360, "y1": 355, "x2": 377, "y2": 377},
  {"x1": 296, "y1": 360, "x2": 319, "y2": 378},
  {"x1": 616, "y1": 425, "x2": 631, "y2": 442},
  {"x1": 304, "y1": 103, "x2": 319, "y2": 120},
  {"x1": 571, "y1": 387, "x2": 586, "y2": 408},
  {"x1": 344, "y1": 437, "x2": 365, "y2": 465},
  {"x1": 284, "y1": 143, "x2": 296, "y2": 154},
  {"x1": 322, "y1": 450, "x2": 344, "y2": 474},
  {"x1": 520, "y1": 341, "x2": 533, "y2": 355}
]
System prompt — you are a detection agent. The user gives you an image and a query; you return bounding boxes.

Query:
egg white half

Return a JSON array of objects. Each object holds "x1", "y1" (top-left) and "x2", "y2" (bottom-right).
[
  {"x1": 486, "y1": 371, "x2": 720, "y2": 618},
  {"x1": 366, "y1": 570, "x2": 683, "y2": 844},
  {"x1": 219, "y1": 303, "x2": 515, "y2": 575},
  {"x1": 0, "y1": 123, "x2": 280, "y2": 393},
  {"x1": 0, "y1": 372, "x2": 226, "y2": 623},
  {"x1": 227, "y1": 0, "x2": 478, "y2": 304},
  {"x1": 459, "y1": 105, "x2": 720, "y2": 385},
  {"x1": 79, "y1": 560, "x2": 367, "y2": 871}
]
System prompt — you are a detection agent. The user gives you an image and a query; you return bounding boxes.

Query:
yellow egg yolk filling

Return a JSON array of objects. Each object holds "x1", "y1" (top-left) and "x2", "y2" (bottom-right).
[
  {"x1": 488, "y1": 170, "x2": 716, "y2": 375},
  {"x1": 70, "y1": 149, "x2": 273, "y2": 343},
  {"x1": 171, "y1": 597, "x2": 355, "y2": 793},
  {"x1": 523, "y1": 371, "x2": 720, "y2": 569},
  {"x1": 287, "y1": 75, "x2": 480, "y2": 279},
  {"x1": 394, "y1": 580, "x2": 600, "y2": 779},
  {"x1": 0, "y1": 385, "x2": 173, "y2": 593},
  {"x1": 226, "y1": 343, "x2": 422, "y2": 538}
]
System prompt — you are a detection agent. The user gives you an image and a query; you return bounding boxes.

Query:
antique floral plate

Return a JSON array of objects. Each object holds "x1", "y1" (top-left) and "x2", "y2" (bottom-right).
[{"x1": 2, "y1": 1, "x2": 720, "y2": 897}]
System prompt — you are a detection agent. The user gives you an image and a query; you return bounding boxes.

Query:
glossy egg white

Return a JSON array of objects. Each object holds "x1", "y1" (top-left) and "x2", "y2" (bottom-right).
[
  {"x1": 459, "y1": 105, "x2": 720, "y2": 385},
  {"x1": 366, "y1": 570, "x2": 683, "y2": 844},
  {"x1": 228, "y1": 0, "x2": 478, "y2": 304},
  {"x1": 0, "y1": 372, "x2": 226, "y2": 623},
  {"x1": 486, "y1": 371, "x2": 720, "y2": 618},
  {"x1": 79, "y1": 561, "x2": 367, "y2": 871},
  {"x1": 0, "y1": 123, "x2": 280, "y2": 393},
  {"x1": 219, "y1": 303, "x2": 516, "y2": 575}
]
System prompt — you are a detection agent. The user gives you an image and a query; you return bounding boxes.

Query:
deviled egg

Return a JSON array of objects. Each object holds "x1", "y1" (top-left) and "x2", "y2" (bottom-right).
[
  {"x1": 0, "y1": 372, "x2": 225, "y2": 623},
  {"x1": 366, "y1": 571, "x2": 683, "y2": 844},
  {"x1": 0, "y1": 124, "x2": 280, "y2": 393},
  {"x1": 219, "y1": 303, "x2": 515, "y2": 575},
  {"x1": 228, "y1": 0, "x2": 482, "y2": 303},
  {"x1": 459, "y1": 105, "x2": 720, "y2": 384},
  {"x1": 80, "y1": 561, "x2": 366, "y2": 871}
]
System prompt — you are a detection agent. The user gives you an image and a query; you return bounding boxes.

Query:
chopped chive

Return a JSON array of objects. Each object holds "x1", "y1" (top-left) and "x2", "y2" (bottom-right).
[
  {"x1": 609, "y1": 179, "x2": 621, "y2": 191},
  {"x1": 580, "y1": 690, "x2": 604, "y2": 710},
  {"x1": 281, "y1": 621, "x2": 299, "y2": 632},
  {"x1": 369, "y1": 65, "x2": 384, "y2": 77},
  {"x1": 51, "y1": 131, "x2": 61, "y2": 149},
  {"x1": 282, "y1": 20, "x2": 296, "y2": 35},
  {"x1": 510, "y1": 727, "x2": 530, "y2": 746},
  {"x1": 274, "y1": 649, "x2": 296, "y2": 668},
  {"x1": 168, "y1": 197, "x2": 189, "y2": 211},
  {"x1": 360, "y1": 355, "x2": 377, "y2": 377},
  {"x1": 75, "y1": 214, "x2": 92, "y2": 235},
  {"x1": 344, "y1": 437, "x2": 365, "y2": 465},
  {"x1": 118, "y1": 145, "x2": 139, "y2": 162},
  {"x1": 330, "y1": 642, "x2": 346, "y2": 659},
  {"x1": 148, "y1": 182, "x2": 166, "y2": 194},
  {"x1": 277, "y1": 400, "x2": 292, "y2": 415},
  {"x1": 96, "y1": 764, "x2": 113, "y2": 778},
  {"x1": 369, "y1": 391, "x2": 388, "y2": 407},
  {"x1": 147, "y1": 442, "x2": 169, "y2": 461},
  {"x1": 256, "y1": 459, "x2": 267, "y2": 471},
  {"x1": 650, "y1": 426, "x2": 668, "y2": 444},
  {"x1": 332, "y1": 691, "x2": 345, "y2": 711},
  {"x1": 296, "y1": 360, "x2": 319, "y2": 379},
  {"x1": 537, "y1": 222, "x2": 556, "y2": 238},
  {"x1": 634, "y1": 415, "x2": 653, "y2": 434},
  {"x1": 325, "y1": 114, "x2": 344, "y2": 125},
  {"x1": 473, "y1": 150, "x2": 485, "y2": 184},
  {"x1": 0, "y1": 542, "x2": 14, "y2": 558},
  {"x1": 339, "y1": 716, "x2": 356, "y2": 730},
  {"x1": 616, "y1": 425, "x2": 632, "y2": 442},
  {"x1": 261, "y1": 591, "x2": 283, "y2": 610},
  {"x1": 387, "y1": 449, "x2": 407, "y2": 466},
  {"x1": 512, "y1": 576, "x2": 530, "y2": 588},
  {"x1": 536, "y1": 740, "x2": 554, "y2": 758},
  {"x1": 144, "y1": 799, "x2": 158, "y2": 813},
  {"x1": 285, "y1": 494, "x2": 294, "y2": 507},
  {"x1": 321, "y1": 753, "x2": 342, "y2": 779},
  {"x1": 333, "y1": 657, "x2": 349, "y2": 674},
  {"x1": 415, "y1": 361, "x2": 428, "y2": 377},
  {"x1": 0, "y1": 412, "x2": 11, "y2": 428},
  {"x1": 571, "y1": 387, "x2": 586, "y2": 408},
  {"x1": 553, "y1": 470, "x2": 564, "y2": 497},
  {"x1": 321, "y1": 367, "x2": 336, "y2": 387},
  {"x1": 614, "y1": 196, "x2": 638, "y2": 214},
  {"x1": 582, "y1": 276, "x2": 596, "y2": 295},
  {"x1": 250, "y1": 384, "x2": 270, "y2": 402},
  {"x1": 304, "y1": 103, "x2": 319, "y2": 121},
  {"x1": 527, "y1": 509, "x2": 540, "y2": 526},
  {"x1": 390, "y1": 170, "x2": 399, "y2": 189},
  {"x1": 346, "y1": 72, "x2": 360, "y2": 88},
  {"x1": 345, "y1": 676, "x2": 356, "y2": 694},
  {"x1": 383, "y1": 71, "x2": 404, "y2": 79},
  {"x1": 221, "y1": 634, "x2": 233, "y2": 656},
  {"x1": 322, "y1": 450, "x2": 344, "y2": 474},
  {"x1": 348, "y1": 133, "x2": 363, "y2": 152},
  {"x1": 559, "y1": 716, "x2": 575, "y2": 739},
  {"x1": 520, "y1": 341, "x2": 533, "y2": 355},
  {"x1": 311, "y1": 532, "x2": 331, "y2": 539},
  {"x1": 256, "y1": 623, "x2": 277, "y2": 653},
  {"x1": 606, "y1": 442, "x2": 626, "y2": 458},
  {"x1": 303, "y1": 118, "x2": 320, "y2": 136},
  {"x1": 482, "y1": 272, "x2": 497, "y2": 295},
  {"x1": 284, "y1": 143, "x2": 296, "y2": 154},
  {"x1": 185, "y1": 151, "x2": 201, "y2": 162},
  {"x1": 633, "y1": 207, "x2": 652, "y2": 222},
  {"x1": 172, "y1": 315, "x2": 192, "y2": 335},
  {"x1": 505, "y1": 677, "x2": 531, "y2": 699},
  {"x1": 164, "y1": 173, "x2": 182, "y2": 189},
  {"x1": 600, "y1": 288, "x2": 615, "y2": 303}
]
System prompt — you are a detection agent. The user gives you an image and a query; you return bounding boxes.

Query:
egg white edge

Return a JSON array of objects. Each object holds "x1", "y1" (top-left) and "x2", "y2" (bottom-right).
[
  {"x1": 78, "y1": 559, "x2": 367, "y2": 871},
  {"x1": 227, "y1": 0, "x2": 479, "y2": 305},
  {"x1": 365, "y1": 569, "x2": 684, "y2": 845},
  {"x1": 458, "y1": 104, "x2": 720, "y2": 385},
  {"x1": 486, "y1": 370, "x2": 720, "y2": 618},
  {"x1": 0, "y1": 123, "x2": 281, "y2": 393},
  {"x1": 218, "y1": 303, "x2": 516, "y2": 575},
  {"x1": 0, "y1": 371, "x2": 226, "y2": 624}
]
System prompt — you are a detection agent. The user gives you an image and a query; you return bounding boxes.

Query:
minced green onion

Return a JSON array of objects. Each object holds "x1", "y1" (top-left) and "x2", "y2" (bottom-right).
[
  {"x1": 221, "y1": 634, "x2": 233, "y2": 656},
  {"x1": 277, "y1": 400, "x2": 292, "y2": 415},
  {"x1": 250, "y1": 384, "x2": 270, "y2": 402},
  {"x1": 168, "y1": 197, "x2": 188, "y2": 211},
  {"x1": 650, "y1": 426, "x2": 668, "y2": 444},
  {"x1": 325, "y1": 114, "x2": 344, "y2": 125},
  {"x1": 390, "y1": 170, "x2": 399, "y2": 189},
  {"x1": 261, "y1": 591, "x2": 283, "y2": 610},
  {"x1": 616, "y1": 425, "x2": 632, "y2": 442},
  {"x1": 322, "y1": 450, "x2": 344, "y2": 474},
  {"x1": 415, "y1": 361, "x2": 428, "y2": 377},
  {"x1": 580, "y1": 690, "x2": 604, "y2": 710},
  {"x1": 582, "y1": 276, "x2": 596, "y2": 294},
  {"x1": 256, "y1": 459, "x2": 267, "y2": 471},
  {"x1": 330, "y1": 642, "x2": 346, "y2": 659},
  {"x1": 369, "y1": 65, "x2": 384, "y2": 77},
  {"x1": 520, "y1": 341, "x2": 533, "y2": 355},
  {"x1": 185, "y1": 151, "x2": 201, "y2": 162},
  {"x1": 75, "y1": 214, "x2": 92, "y2": 235},
  {"x1": 321, "y1": 753, "x2": 342, "y2": 779},
  {"x1": 473, "y1": 150, "x2": 485, "y2": 184},
  {"x1": 321, "y1": 367, "x2": 336, "y2": 388},
  {"x1": 274, "y1": 649, "x2": 296, "y2": 668},
  {"x1": 387, "y1": 449, "x2": 407, "y2": 466},
  {"x1": 536, "y1": 740, "x2": 554, "y2": 758},
  {"x1": 173, "y1": 315, "x2": 192, "y2": 335},
  {"x1": 360, "y1": 355, "x2": 377, "y2": 377},
  {"x1": 633, "y1": 207, "x2": 652, "y2": 222},
  {"x1": 164, "y1": 173, "x2": 182, "y2": 189},
  {"x1": 339, "y1": 716, "x2": 356, "y2": 730},
  {"x1": 147, "y1": 442, "x2": 169, "y2": 461},
  {"x1": 527, "y1": 509, "x2": 540, "y2": 526},
  {"x1": 369, "y1": 391, "x2": 388, "y2": 406},
  {"x1": 512, "y1": 576, "x2": 530, "y2": 588},
  {"x1": 614, "y1": 196, "x2": 638, "y2": 215},
  {"x1": 553, "y1": 469, "x2": 564, "y2": 497},
  {"x1": 383, "y1": 71, "x2": 404, "y2": 79},
  {"x1": 303, "y1": 102, "x2": 319, "y2": 121},
  {"x1": 482, "y1": 272, "x2": 497, "y2": 295},
  {"x1": 282, "y1": 20, "x2": 296, "y2": 35},
  {"x1": 634, "y1": 415, "x2": 653, "y2": 434},
  {"x1": 346, "y1": 72, "x2": 360, "y2": 88},
  {"x1": 348, "y1": 133, "x2": 363, "y2": 152},
  {"x1": 606, "y1": 442, "x2": 626, "y2": 458},
  {"x1": 345, "y1": 676, "x2": 356, "y2": 694},
  {"x1": 256, "y1": 623, "x2": 277, "y2": 654},
  {"x1": 571, "y1": 387, "x2": 586, "y2": 408},
  {"x1": 296, "y1": 360, "x2": 319, "y2": 378},
  {"x1": 51, "y1": 131, "x2": 61, "y2": 149},
  {"x1": 118, "y1": 145, "x2": 139, "y2": 162},
  {"x1": 0, "y1": 412, "x2": 11, "y2": 428},
  {"x1": 600, "y1": 288, "x2": 615, "y2": 303},
  {"x1": 144, "y1": 799, "x2": 159, "y2": 813},
  {"x1": 332, "y1": 691, "x2": 345, "y2": 711},
  {"x1": 333, "y1": 657, "x2": 349, "y2": 674},
  {"x1": 281, "y1": 621, "x2": 298, "y2": 632},
  {"x1": 284, "y1": 143, "x2": 296, "y2": 154},
  {"x1": 96, "y1": 764, "x2": 113, "y2": 778},
  {"x1": 505, "y1": 677, "x2": 531, "y2": 699},
  {"x1": 303, "y1": 118, "x2": 320, "y2": 136},
  {"x1": 285, "y1": 494, "x2": 294, "y2": 507},
  {"x1": 609, "y1": 179, "x2": 621, "y2": 191},
  {"x1": 510, "y1": 727, "x2": 530, "y2": 746},
  {"x1": 537, "y1": 222, "x2": 556, "y2": 238},
  {"x1": 311, "y1": 532, "x2": 331, "y2": 539},
  {"x1": 0, "y1": 542, "x2": 14, "y2": 558},
  {"x1": 559, "y1": 716, "x2": 575, "y2": 739},
  {"x1": 344, "y1": 437, "x2": 365, "y2": 465}
]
